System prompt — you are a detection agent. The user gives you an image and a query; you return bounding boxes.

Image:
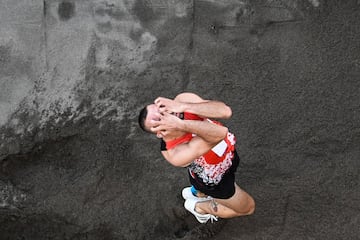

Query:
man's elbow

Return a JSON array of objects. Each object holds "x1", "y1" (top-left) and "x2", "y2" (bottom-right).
[
  {"x1": 222, "y1": 126, "x2": 229, "y2": 139},
  {"x1": 166, "y1": 156, "x2": 188, "y2": 167},
  {"x1": 214, "y1": 126, "x2": 228, "y2": 143},
  {"x1": 169, "y1": 161, "x2": 185, "y2": 167},
  {"x1": 171, "y1": 161, "x2": 190, "y2": 168},
  {"x1": 223, "y1": 105, "x2": 232, "y2": 119}
]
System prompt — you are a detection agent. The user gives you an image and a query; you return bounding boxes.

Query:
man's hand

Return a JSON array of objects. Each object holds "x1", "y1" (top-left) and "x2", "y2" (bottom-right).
[
  {"x1": 155, "y1": 93, "x2": 232, "y2": 119},
  {"x1": 154, "y1": 97, "x2": 184, "y2": 114},
  {"x1": 150, "y1": 112, "x2": 184, "y2": 137}
]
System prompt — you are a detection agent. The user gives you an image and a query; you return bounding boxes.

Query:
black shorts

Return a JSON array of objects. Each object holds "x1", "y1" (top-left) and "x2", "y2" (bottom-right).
[{"x1": 188, "y1": 150, "x2": 240, "y2": 199}]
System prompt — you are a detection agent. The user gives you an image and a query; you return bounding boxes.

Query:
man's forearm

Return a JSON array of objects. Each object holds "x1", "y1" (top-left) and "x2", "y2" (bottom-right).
[
  {"x1": 175, "y1": 93, "x2": 232, "y2": 119},
  {"x1": 182, "y1": 101, "x2": 232, "y2": 119},
  {"x1": 180, "y1": 120, "x2": 228, "y2": 144}
]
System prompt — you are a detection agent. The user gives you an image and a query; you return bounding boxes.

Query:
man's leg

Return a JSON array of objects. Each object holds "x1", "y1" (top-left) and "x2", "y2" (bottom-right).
[{"x1": 195, "y1": 183, "x2": 255, "y2": 218}]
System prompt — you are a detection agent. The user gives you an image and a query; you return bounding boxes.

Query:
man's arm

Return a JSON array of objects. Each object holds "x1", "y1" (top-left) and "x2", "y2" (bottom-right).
[
  {"x1": 161, "y1": 135, "x2": 221, "y2": 167},
  {"x1": 152, "y1": 112, "x2": 228, "y2": 145},
  {"x1": 154, "y1": 92, "x2": 232, "y2": 119},
  {"x1": 151, "y1": 112, "x2": 228, "y2": 167}
]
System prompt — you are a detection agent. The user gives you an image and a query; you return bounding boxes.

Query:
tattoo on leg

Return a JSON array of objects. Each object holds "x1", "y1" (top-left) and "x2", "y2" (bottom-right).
[{"x1": 211, "y1": 199, "x2": 218, "y2": 212}]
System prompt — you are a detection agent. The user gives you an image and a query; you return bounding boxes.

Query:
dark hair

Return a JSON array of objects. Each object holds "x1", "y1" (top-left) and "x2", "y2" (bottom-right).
[{"x1": 138, "y1": 106, "x2": 149, "y2": 132}]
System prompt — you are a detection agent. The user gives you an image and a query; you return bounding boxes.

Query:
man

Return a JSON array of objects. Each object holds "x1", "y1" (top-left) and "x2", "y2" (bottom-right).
[{"x1": 138, "y1": 92, "x2": 255, "y2": 223}]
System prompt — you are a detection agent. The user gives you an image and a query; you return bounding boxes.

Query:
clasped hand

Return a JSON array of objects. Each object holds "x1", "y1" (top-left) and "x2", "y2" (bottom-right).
[
  {"x1": 154, "y1": 97, "x2": 185, "y2": 113},
  {"x1": 150, "y1": 97, "x2": 184, "y2": 137}
]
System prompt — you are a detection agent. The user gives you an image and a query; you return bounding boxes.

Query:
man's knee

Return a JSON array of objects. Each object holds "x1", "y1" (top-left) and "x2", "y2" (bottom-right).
[
  {"x1": 246, "y1": 196, "x2": 255, "y2": 215},
  {"x1": 234, "y1": 185, "x2": 255, "y2": 215},
  {"x1": 236, "y1": 194, "x2": 255, "y2": 216}
]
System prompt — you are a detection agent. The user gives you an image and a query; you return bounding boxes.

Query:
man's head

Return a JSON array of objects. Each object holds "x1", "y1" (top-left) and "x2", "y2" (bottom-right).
[{"x1": 138, "y1": 104, "x2": 161, "y2": 133}]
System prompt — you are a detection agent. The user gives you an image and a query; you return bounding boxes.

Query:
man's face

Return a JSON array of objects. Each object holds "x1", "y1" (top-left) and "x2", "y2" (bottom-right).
[{"x1": 144, "y1": 104, "x2": 161, "y2": 133}]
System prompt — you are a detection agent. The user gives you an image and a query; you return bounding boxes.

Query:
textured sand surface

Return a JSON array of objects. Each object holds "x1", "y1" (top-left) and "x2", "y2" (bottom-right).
[{"x1": 0, "y1": 0, "x2": 359, "y2": 239}]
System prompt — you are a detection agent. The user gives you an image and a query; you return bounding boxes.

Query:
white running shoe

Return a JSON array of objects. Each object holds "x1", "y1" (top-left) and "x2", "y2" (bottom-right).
[
  {"x1": 182, "y1": 187, "x2": 197, "y2": 199},
  {"x1": 184, "y1": 198, "x2": 218, "y2": 224},
  {"x1": 182, "y1": 186, "x2": 211, "y2": 200}
]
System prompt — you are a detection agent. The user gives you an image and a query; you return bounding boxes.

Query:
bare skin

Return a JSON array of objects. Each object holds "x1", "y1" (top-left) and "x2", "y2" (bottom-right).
[
  {"x1": 143, "y1": 92, "x2": 255, "y2": 219},
  {"x1": 195, "y1": 184, "x2": 255, "y2": 218}
]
